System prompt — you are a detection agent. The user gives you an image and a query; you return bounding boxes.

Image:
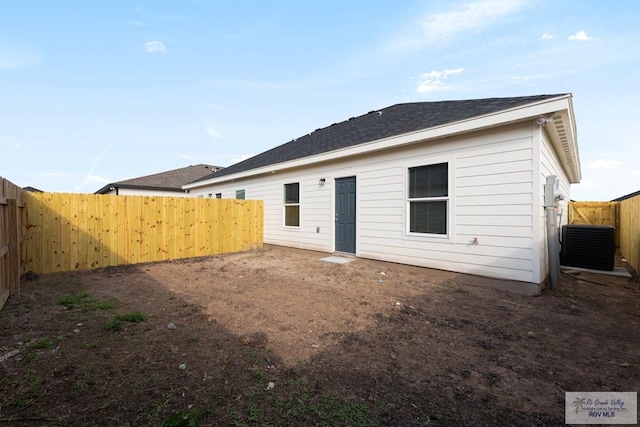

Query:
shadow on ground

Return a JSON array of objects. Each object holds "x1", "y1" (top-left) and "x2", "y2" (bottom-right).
[{"x1": 0, "y1": 245, "x2": 638, "y2": 426}]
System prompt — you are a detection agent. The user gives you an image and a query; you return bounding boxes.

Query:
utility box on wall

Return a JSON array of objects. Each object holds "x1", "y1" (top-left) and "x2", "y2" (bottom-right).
[{"x1": 560, "y1": 225, "x2": 615, "y2": 271}]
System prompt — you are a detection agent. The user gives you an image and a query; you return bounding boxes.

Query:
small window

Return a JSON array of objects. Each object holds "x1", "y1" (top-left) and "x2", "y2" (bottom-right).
[
  {"x1": 408, "y1": 163, "x2": 448, "y2": 235},
  {"x1": 235, "y1": 189, "x2": 245, "y2": 200},
  {"x1": 284, "y1": 183, "x2": 300, "y2": 227},
  {"x1": 215, "y1": 193, "x2": 222, "y2": 199}
]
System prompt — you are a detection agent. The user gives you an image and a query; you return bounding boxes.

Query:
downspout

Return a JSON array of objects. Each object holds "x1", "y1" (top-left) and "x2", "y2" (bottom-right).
[{"x1": 544, "y1": 175, "x2": 562, "y2": 289}]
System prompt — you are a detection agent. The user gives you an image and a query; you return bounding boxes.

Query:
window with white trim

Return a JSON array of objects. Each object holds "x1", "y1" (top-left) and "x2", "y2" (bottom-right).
[
  {"x1": 284, "y1": 182, "x2": 300, "y2": 227},
  {"x1": 408, "y1": 162, "x2": 448, "y2": 235},
  {"x1": 235, "y1": 189, "x2": 245, "y2": 199}
]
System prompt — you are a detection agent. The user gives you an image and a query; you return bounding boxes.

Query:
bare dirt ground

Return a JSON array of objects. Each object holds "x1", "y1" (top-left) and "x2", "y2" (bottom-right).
[{"x1": 1, "y1": 245, "x2": 638, "y2": 426}]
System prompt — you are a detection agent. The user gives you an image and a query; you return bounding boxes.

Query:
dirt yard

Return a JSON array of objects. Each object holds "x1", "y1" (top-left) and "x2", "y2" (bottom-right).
[{"x1": 1, "y1": 245, "x2": 638, "y2": 426}]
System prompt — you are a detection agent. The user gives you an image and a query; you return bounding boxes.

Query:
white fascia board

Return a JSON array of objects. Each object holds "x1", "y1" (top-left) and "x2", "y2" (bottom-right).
[
  {"x1": 564, "y1": 96, "x2": 581, "y2": 181},
  {"x1": 184, "y1": 95, "x2": 574, "y2": 190}
]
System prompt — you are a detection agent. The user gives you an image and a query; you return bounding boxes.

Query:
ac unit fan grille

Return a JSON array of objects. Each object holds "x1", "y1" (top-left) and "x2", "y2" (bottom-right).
[{"x1": 560, "y1": 225, "x2": 615, "y2": 271}]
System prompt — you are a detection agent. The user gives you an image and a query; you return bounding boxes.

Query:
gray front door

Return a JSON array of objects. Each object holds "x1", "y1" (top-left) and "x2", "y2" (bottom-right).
[{"x1": 335, "y1": 176, "x2": 356, "y2": 253}]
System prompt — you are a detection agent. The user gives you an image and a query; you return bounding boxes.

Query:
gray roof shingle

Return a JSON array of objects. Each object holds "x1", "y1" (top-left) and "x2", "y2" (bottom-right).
[
  {"x1": 96, "y1": 164, "x2": 223, "y2": 194},
  {"x1": 192, "y1": 94, "x2": 565, "y2": 183},
  {"x1": 611, "y1": 190, "x2": 640, "y2": 202}
]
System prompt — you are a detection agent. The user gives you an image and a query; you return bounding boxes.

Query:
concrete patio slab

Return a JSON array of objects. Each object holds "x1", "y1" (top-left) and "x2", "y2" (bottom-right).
[{"x1": 320, "y1": 256, "x2": 355, "y2": 265}]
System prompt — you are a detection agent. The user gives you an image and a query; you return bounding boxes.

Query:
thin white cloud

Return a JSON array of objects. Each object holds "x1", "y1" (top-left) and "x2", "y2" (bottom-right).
[
  {"x1": 586, "y1": 159, "x2": 621, "y2": 169},
  {"x1": 202, "y1": 77, "x2": 313, "y2": 91},
  {"x1": 76, "y1": 114, "x2": 136, "y2": 192},
  {"x1": 204, "y1": 126, "x2": 223, "y2": 139},
  {"x1": 177, "y1": 153, "x2": 200, "y2": 160},
  {"x1": 390, "y1": 0, "x2": 530, "y2": 51},
  {"x1": 415, "y1": 68, "x2": 464, "y2": 93},
  {"x1": 39, "y1": 172, "x2": 73, "y2": 178},
  {"x1": 157, "y1": 14, "x2": 186, "y2": 21},
  {"x1": 510, "y1": 72, "x2": 556, "y2": 83},
  {"x1": 144, "y1": 41, "x2": 166, "y2": 53},
  {"x1": 0, "y1": 49, "x2": 40, "y2": 70},
  {"x1": 231, "y1": 154, "x2": 255, "y2": 164},
  {"x1": 130, "y1": 6, "x2": 147, "y2": 26},
  {"x1": 541, "y1": 33, "x2": 554, "y2": 40},
  {"x1": 569, "y1": 31, "x2": 592, "y2": 41},
  {"x1": 87, "y1": 175, "x2": 110, "y2": 183},
  {"x1": 131, "y1": 7, "x2": 185, "y2": 26}
]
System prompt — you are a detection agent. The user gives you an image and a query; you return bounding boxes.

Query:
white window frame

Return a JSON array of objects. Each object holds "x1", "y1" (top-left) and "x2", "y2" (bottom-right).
[
  {"x1": 235, "y1": 189, "x2": 245, "y2": 200},
  {"x1": 406, "y1": 160, "x2": 451, "y2": 238},
  {"x1": 283, "y1": 182, "x2": 300, "y2": 227}
]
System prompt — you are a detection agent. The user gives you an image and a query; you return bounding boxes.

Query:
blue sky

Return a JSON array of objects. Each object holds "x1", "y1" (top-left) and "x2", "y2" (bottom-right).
[{"x1": 1, "y1": 0, "x2": 639, "y2": 200}]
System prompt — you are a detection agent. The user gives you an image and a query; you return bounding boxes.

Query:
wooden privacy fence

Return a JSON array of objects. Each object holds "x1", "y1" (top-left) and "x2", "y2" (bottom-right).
[
  {"x1": 23, "y1": 193, "x2": 263, "y2": 275},
  {"x1": 568, "y1": 201, "x2": 620, "y2": 249},
  {"x1": 568, "y1": 201, "x2": 619, "y2": 227},
  {"x1": 568, "y1": 199, "x2": 640, "y2": 272},
  {"x1": 619, "y1": 196, "x2": 640, "y2": 273},
  {"x1": 0, "y1": 177, "x2": 25, "y2": 310}
]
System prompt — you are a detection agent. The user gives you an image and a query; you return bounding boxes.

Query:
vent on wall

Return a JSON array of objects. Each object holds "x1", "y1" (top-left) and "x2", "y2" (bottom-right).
[{"x1": 560, "y1": 225, "x2": 615, "y2": 271}]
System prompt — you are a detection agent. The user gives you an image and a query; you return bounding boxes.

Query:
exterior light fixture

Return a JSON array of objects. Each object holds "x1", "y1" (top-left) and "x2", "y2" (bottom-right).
[{"x1": 319, "y1": 178, "x2": 326, "y2": 186}]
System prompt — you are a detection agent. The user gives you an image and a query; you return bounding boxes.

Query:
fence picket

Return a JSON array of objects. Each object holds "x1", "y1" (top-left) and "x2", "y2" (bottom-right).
[
  {"x1": 0, "y1": 177, "x2": 24, "y2": 310},
  {"x1": 568, "y1": 199, "x2": 639, "y2": 272},
  {"x1": 21, "y1": 193, "x2": 263, "y2": 274},
  {"x1": 619, "y1": 196, "x2": 640, "y2": 273}
]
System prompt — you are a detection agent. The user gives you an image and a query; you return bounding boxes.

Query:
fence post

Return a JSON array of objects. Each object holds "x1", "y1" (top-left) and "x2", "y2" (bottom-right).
[
  {"x1": 0, "y1": 197, "x2": 8, "y2": 309},
  {"x1": 8, "y1": 199, "x2": 20, "y2": 296}
]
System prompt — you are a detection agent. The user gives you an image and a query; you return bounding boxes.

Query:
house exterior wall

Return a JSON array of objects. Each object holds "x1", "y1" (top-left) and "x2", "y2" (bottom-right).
[
  {"x1": 190, "y1": 121, "x2": 546, "y2": 285},
  {"x1": 536, "y1": 127, "x2": 572, "y2": 283},
  {"x1": 110, "y1": 188, "x2": 193, "y2": 197}
]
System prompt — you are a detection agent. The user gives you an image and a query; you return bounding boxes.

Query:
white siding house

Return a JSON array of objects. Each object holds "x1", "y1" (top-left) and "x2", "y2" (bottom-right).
[
  {"x1": 184, "y1": 95, "x2": 580, "y2": 294},
  {"x1": 95, "y1": 164, "x2": 222, "y2": 197}
]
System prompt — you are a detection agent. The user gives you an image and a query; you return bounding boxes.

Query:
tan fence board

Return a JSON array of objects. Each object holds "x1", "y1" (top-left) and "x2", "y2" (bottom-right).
[
  {"x1": 67, "y1": 193, "x2": 79, "y2": 270},
  {"x1": 568, "y1": 201, "x2": 618, "y2": 226},
  {"x1": 115, "y1": 196, "x2": 126, "y2": 266},
  {"x1": 22, "y1": 193, "x2": 263, "y2": 274},
  {"x1": 619, "y1": 196, "x2": 640, "y2": 272},
  {"x1": 7, "y1": 199, "x2": 20, "y2": 295},
  {"x1": 165, "y1": 197, "x2": 176, "y2": 259},
  {"x1": 1, "y1": 177, "x2": 25, "y2": 310},
  {"x1": 59, "y1": 193, "x2": 71, "y2": 272},
  {"x1": 51, "y1": 193, "x2": 63, "y2": 272},
  {"x1": 569, "y1": 199, "x2": 640, "y2": 272},
  {"x1": 568, "y1": 201, "x2": 620, "y2": 248}
]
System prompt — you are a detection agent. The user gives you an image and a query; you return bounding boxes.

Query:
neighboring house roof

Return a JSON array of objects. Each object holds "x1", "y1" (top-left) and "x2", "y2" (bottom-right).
[
  {"x1": 188, "y1": 94, "x2": 573, "y2": 185},
  {"x1": 23, "y1": 186, "x2": 44, "y2": 193},
  {"x1": 96, "y1": 164, "x2": 224, "y2": 194},
  {"x1": 611, "y1": 190, "x2": 640, "y2": 202}
]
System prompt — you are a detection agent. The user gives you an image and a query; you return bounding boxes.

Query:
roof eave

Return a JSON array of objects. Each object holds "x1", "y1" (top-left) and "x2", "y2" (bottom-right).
[
  {"x1": 95, "y1": 184, "x2": 186, "y2": 194},
  {"x1": 541, "y1": 95, "x2": 581, "y2": 183},
  {"x1": 184, "y1": 94, "x2": 579, "y2": 189}
]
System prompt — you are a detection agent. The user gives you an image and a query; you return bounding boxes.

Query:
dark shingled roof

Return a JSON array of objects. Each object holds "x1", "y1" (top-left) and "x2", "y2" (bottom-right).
[
  {"x1": 611, "y1": 190, "x2": 640, "y2": 202},
  {"x1": 96, "y1": 164, "x2": 223, "y2": 194},
  {"x1": 192, "y1": 94, "x2": 565, "y2": 183},
  {"x1": 23, "y1": 186, "x2": 44, "y2": 193}
]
